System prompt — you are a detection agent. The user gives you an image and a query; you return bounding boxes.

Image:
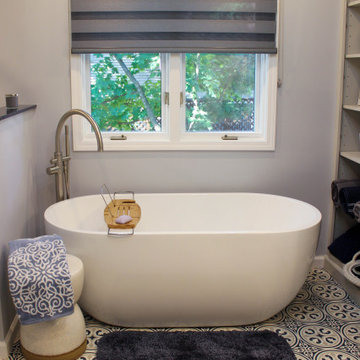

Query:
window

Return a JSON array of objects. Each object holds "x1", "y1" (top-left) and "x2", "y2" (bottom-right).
[
  {"x1": 71, "y1": 52, "x2": 277, "y2": 151},
  {"x1": 70, "y1": 0, "x2": 278, "y2": 151}
]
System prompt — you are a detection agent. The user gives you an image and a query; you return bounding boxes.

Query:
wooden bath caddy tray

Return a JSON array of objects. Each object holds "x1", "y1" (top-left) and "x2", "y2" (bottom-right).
[{"x1": 100, "y1": 185, "x2": 141, "y2": 236}]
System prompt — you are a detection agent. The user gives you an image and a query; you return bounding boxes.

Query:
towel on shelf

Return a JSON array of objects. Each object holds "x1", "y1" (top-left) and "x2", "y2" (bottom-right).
[
  {"x1": 339, "y1": 186, "x2": 360, "y2": 217},
  {"x1": 331, "y1": 179, "x2": 360, "y2": 208},
  {"x1": 328, "y1": 224, "x2": 360, "y2": 264},
  {"x1": 8, "y1": 234, "x2": 74, "y2": 325}
]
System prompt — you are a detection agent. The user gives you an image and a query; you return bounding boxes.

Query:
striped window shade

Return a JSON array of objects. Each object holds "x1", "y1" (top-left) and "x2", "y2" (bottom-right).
[{"x1": 71, "y1": 0, "x2": 277, "y2": 54}]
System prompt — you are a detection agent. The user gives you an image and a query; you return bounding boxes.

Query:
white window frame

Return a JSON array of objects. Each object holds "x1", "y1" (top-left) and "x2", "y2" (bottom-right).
[{"x1": 70, "y1": 53, "x2": 277, "y2": 151}]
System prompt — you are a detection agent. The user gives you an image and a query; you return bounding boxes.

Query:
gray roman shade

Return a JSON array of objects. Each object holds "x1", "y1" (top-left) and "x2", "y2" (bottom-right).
[{"x1": 71, "y1": 0, "x2": 277, "y2": 54}]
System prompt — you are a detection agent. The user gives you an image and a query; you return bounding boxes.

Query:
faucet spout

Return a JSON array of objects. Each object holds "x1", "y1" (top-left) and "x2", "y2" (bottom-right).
[
  {"x1": 48, "y1": 109, "x2": 104, "y2": 202},
  {"x1": 55, "y1": 109, "x2": 103, "y2": 153}
]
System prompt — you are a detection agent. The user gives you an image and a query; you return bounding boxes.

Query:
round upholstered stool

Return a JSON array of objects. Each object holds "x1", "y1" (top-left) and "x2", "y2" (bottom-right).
[{"x1": 20, "y1": 255, "x2": 86, "y2": 360}]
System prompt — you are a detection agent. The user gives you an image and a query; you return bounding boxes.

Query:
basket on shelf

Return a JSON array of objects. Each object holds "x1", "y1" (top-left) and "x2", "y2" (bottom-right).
[{"x1": 343, "y1": 251, "x2": 360, "y2": 288}]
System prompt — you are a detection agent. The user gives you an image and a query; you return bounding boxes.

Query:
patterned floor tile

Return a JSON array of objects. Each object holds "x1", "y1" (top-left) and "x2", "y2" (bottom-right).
[{"x1": 7, "y1": 268, "x2": 360, "y2": 360}]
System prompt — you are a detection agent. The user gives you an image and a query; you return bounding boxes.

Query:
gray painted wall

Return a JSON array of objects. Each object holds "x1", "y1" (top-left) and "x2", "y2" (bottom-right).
[
  {"x1": 70, "y1": 0, "x2": 342, "y2": 257},
  {"x1": 0, "y1": 0, "x2": 72, "y2": 352},
  {"x1": 0, "y1": 0, "x2": 342, "y2": 350},
  {"x1": 0, "y1": 110, "x2": 38, "y2": 347}
]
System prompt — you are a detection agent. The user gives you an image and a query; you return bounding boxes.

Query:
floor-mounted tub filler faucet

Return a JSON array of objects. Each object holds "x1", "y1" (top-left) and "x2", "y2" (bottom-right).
[{"x1": 47, "y1": 109, "x2": 104, "y2": 202}]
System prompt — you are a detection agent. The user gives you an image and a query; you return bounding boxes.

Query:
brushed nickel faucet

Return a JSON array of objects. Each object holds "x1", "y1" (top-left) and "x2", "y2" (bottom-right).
[{"x1": 47, "y1": 109, "x2": 104, "y2": 202}]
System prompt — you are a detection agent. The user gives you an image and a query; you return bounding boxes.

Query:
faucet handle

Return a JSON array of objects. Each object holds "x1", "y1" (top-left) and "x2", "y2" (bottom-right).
[{"x1": 46, "y1": 165, "x2": 59, "y2": 175}]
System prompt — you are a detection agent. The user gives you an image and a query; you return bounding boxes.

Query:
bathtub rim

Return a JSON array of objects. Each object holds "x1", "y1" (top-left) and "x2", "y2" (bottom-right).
[{"x1": 44, "y1": 192, "x2": 322, "y2": 236}]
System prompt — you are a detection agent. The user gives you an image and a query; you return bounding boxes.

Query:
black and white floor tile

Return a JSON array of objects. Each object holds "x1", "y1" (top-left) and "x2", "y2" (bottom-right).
[{"x1": 8, "y1": 268, "x2": 360, "y2": 360}]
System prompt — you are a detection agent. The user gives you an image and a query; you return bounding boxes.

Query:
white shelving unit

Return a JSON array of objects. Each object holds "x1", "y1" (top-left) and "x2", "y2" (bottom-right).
[
  {"x1": 345, "y1": 54, "x2": 360, "y2": 59},
  {"x1": 349, "y1": 0, "x2": 360, "y2": 8},
  {"x1": 336, "y1": 0, "x2": 360, "y2": 190},
  {"x1": 340, "y1": 151, "x2": 360, "y2": 164},
  {"x1": 337, "y1": 0, "x2": 360, "y2": 181},
  {"x1": 327, "y1": 0, "x2": 360, "y2": 302},
  {"x1": 343, "y1": 104, "x2": 360, "y2": 111}
]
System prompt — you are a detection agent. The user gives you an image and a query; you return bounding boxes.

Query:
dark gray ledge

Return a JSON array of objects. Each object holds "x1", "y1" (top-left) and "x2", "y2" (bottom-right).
[{"x1": 0, "y1": 105, "x2": 37, "y2": 121}]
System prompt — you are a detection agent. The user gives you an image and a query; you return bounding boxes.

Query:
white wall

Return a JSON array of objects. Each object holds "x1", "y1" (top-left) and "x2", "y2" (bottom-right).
[{"x1": 0, "y1": 0, "x2": 343, "y2": 352}]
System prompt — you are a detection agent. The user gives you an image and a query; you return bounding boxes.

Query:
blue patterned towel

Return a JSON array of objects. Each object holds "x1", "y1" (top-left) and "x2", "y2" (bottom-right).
[{"x1": 8, "y1": 235, "x2": 74, "y2": 325}]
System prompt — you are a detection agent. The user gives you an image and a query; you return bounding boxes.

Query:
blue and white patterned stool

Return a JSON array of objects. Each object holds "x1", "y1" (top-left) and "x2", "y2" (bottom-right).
[{"x1": 19, "y1": 255, "x2": 86, "y2": 360}]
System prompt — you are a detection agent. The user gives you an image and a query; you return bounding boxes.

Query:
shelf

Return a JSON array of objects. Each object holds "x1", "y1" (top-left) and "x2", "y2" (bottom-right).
[
  {"x1": 346, "y1": 53, "x2": 360, "y2": 59},
  {"x1": 343, "y1": 104, "x2": 360, "y2": 112},
  {"x1": 349, "y1": 0, "x2": 360, "y2": 8},
  {"x1": 0, "y1": 105, "x2": 37, "y2": 121},
  {"x1": 340, "y1": 151, "x2": 360, "y2": 164},
  {"x1": 332, "y1": 0, "x2": 360, "y2": 283}
]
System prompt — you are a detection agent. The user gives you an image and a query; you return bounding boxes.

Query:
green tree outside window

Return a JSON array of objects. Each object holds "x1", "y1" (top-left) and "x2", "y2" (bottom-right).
[{"x1": 90, "y1": 53, "x2": 255, "y2": 133}]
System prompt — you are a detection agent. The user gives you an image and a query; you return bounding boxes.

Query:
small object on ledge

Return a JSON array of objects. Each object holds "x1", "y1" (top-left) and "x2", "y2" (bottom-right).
[
  {"x1": 5, "y1": 93, "x2": 18, "y2": 109},
  {"x1": 6, "y1": 108, "x2": 17, "y2": 115}
]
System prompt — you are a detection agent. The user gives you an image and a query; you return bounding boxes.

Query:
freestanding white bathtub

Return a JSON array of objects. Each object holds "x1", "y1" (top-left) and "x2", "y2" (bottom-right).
[{"x1": 44, "y1": 192, "x2": 321, "y2": 328}]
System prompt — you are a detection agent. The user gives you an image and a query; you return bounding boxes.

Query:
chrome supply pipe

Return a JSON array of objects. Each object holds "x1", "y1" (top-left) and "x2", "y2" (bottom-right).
[{"x1": 47, "y1": 109, "x2": 104, "y2": 202}]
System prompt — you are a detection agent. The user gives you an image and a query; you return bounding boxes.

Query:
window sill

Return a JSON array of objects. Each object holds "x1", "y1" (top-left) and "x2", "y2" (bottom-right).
[
  {"x1": 0, "y1": 105, "x2": 37, "y2": 121},
  {"x1": 73, "y1": 135, "x2": 275, "y2": 152}
]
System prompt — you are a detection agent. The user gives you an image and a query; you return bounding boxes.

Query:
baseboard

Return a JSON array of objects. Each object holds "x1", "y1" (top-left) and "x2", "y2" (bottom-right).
[
  {"x1": 324, "y1": 253, "x2": 360, "y2": 305},
  {"x1": 311, "y1": 255, "x2": 325, "y2": 268},
  {"x1": 0, "y1": 316, "x2": 19, "y2": 360}
]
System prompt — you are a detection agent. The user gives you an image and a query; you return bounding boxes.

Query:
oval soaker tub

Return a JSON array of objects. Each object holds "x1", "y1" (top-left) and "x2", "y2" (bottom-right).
[{"x1": 44, "y1": 193, "x2": 321, "y2": 327}]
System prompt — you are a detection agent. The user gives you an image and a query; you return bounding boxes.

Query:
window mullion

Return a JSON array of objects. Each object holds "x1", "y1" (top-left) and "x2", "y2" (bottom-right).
[
  {"x1": 255, "y1": 54, "x2": 262, "y2": 134},
  {"x1": 168, "y1": 53, "x2": 182, "y2": 143}
]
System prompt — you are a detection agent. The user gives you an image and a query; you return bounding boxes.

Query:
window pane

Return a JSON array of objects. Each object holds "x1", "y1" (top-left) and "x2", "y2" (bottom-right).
[
  {"x1": 90, "y1": 53, "x2": 162, "y2": 132},
  {"x1": 185, "y1": 54, "x2": 255, "y2": 132}
]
